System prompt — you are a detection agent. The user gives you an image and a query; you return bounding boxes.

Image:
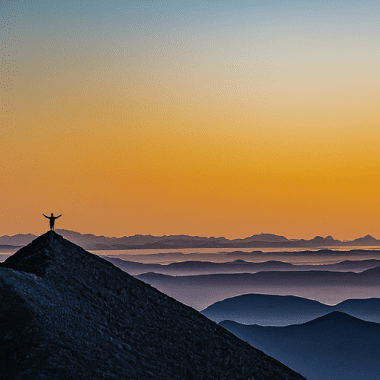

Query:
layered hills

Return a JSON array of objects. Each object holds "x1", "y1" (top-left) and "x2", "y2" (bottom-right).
[
  {"x1": 0, "y1": 231, "x2": 305, "y2": 380},
  {"x1": 202, "y1": 294, "x2": 380, "y2": 325},
  {"x1": 220, "y1": 312, "x2": 380, "y2": 380},
  {"x1": 106, "y1": 257, "x2": 380, "y2": 276},
  {"x1": 138, "y1": 268, "x2": 380, "y2": 309}
]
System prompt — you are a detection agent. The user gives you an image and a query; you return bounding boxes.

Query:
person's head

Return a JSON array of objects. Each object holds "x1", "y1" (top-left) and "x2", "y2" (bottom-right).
[{"x1": 51, "y1": 213, "x2": 53, "y2": 216}]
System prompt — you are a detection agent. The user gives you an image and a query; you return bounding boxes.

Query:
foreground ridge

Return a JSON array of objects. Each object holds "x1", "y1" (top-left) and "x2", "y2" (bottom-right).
[{"x1": 0, "y1": 231, "x2": 306, "y2": 380}]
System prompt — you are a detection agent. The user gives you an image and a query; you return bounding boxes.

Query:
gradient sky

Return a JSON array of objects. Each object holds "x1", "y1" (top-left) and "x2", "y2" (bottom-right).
[{"x1": 1, "y1": 0, "x2": 379, "y2": 239}]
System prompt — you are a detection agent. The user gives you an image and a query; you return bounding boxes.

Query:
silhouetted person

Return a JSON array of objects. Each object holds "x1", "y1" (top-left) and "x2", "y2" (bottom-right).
[{"x1": 43, "y1": 213, "x2": 62, "y2": 231}]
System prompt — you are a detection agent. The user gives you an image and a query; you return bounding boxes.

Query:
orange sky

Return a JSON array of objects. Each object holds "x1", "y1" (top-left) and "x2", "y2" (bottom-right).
[{"x1": 1, "y1": 0, "x2": 379, "y2": 239}]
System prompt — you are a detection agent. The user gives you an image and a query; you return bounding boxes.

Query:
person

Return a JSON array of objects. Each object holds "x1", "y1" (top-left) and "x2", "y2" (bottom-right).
[{"x1": 43, "y1": 213, "x2": 62, "y2": 231}]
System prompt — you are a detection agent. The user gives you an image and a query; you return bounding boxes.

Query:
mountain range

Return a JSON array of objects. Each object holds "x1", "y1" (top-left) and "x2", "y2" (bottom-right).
[
  {"x1": 202, "y1": 293, "x2": 380, "y2": 325},
  {"x1": 220, "y1": 312, "x2": 380, "y2": 380},
  {"x1": 137, "y1": 267, "x2": 380, "y2": 309},
  {"x1": 2, "y1": 230, "x2": 380, "y2": 250},
  {"x1": 0, "y1": 231, "x2": 305, "y2": 380},
  {"x1": 105, "y1": 257, "x2": 380, "y2": 275}
]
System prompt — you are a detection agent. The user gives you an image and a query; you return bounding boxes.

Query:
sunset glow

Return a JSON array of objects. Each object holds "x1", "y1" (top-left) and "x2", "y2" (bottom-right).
[{"x1": 1, "y1": 0, "x2": 379, "y2": 239}]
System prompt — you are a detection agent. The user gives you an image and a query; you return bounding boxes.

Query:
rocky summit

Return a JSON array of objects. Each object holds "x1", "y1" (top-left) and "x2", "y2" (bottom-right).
[{"x1": 0, "y1": 231, "x2": 306, "y2": 380}]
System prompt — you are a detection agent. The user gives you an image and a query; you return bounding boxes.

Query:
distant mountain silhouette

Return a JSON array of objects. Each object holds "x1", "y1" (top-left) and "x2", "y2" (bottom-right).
[
  {"x1": 234, "y1": 233, "x2": 289, "y2": 243},
  {"x1": 333, "y1": 298, "x2": 380, "y2": 318},
  {"x1": 202, "y1": 294, "x2": 331, "y2": 325},
  {"x1": 2, "y1": 229, "x2": 380, "y2": 249},
  {"x1": 138, "y1": 268, "x2": 380, "y2": 309},
  {"x1": 105, "y1": 258, "x2": 295, "y2": 275},
  {"x1": 0, "y1": 231, "x2": 305, "y2": 380},
  {"x1": 106, "y1": 257, "x2": 380, "y2": 275},
  {"x1": 0, "y1": 254, "x2": 12, "y2": 263},
  {"x1": 353, "y1": 234, "x2": 378, "y2": 244},
  {"x1": 220, "y1": 312, "x2": 380, "y2": 380},
  {"x1": 358, "y1": 265, "x2": 380, "y2": 276},
  {"x1": 325, "y1": 258, "x2": 380, "y2": 271},
  {"x1": 108, "y1": 248, "x2": 380, "y2": 266},
  {"x1": 0, "y1": 233, "x2": 36, "y2": 246},
  {"x1": 202, "y1": 294, "x2": 380, "y2": 325},
  {"x1": 0, "y1": 244, "x2": 20, "y2": 251}
]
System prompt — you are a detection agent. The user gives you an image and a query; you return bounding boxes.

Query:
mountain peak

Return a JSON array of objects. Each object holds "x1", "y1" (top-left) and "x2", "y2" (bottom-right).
[
  {"x1": 354, "y1": 234, "x2": 377, "y2": 243},
  {"x1": 1, "y1": 230, "x2": 99, "y2": 278},
  {"x1": 0, "y1": 233, "x2": 305, "y2": 380},
  {"x1": 303, "y1": 311, "x2": 365, "y2": 326}
]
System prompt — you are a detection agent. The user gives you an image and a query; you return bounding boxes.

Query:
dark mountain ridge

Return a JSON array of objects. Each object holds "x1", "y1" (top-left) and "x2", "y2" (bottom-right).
[{"x1": 0, "y1": 231, "x2": 305, "y2": 380}]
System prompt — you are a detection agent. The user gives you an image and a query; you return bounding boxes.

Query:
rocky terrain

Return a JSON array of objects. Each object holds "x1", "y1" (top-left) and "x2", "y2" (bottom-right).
[{"x1": 0, "y1": 231, "x2": 306, "y2": 380}]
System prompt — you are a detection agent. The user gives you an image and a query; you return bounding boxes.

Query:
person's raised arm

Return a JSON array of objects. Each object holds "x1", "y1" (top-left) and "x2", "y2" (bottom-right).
[
  {"x1": 43, "y1": 214, "x2": 49, "y2": 218},
  {"x1": 55, "y1": 214, "x2": 62, "y2": 219}
]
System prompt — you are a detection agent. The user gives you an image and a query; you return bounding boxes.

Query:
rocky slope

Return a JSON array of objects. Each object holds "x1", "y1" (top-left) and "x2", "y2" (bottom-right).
[{"x1": 0, "y1": 231, "x2": 306, "y2": 380}]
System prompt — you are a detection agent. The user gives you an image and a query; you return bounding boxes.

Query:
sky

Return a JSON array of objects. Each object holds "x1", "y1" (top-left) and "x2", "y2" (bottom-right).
[{"x1": 1, "y1": 0, "x2": 379, "y2": 239}]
